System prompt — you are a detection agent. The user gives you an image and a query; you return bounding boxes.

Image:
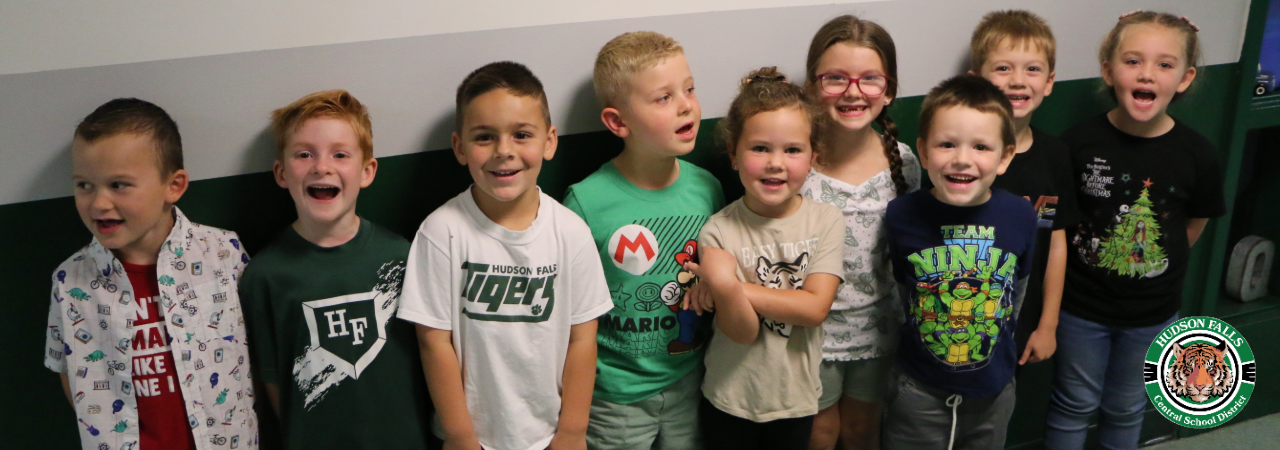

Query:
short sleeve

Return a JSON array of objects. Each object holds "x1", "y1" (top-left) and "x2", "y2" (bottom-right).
[
  {"x1": 809, "y1": 204, "x2": 846, "y2": 282},
  {"x1": 563, "y1": 188, "x2": 586, "y2": 221},
  {"x1": 698, "y1": 218, "x2": 724, "y2": 251},
  {"x1": 43, "y1": 280, "x2": 67, "y2": 373},
  {"x1": 1187, "y1": 141, "x2": 1226, "y2": 219},
  {"x1": 1051, "y1": 149, "x2": 1082, "y2": 230},
  {"x1": 396, "y1": 232, "x2": 455, "y2": 330},
  {"x1": 239, "y1": 267, "x2": 278, "y2": 383},
  {"x1": 223, "y1": 230, "x2": 250, "y2": 281},
  {"x1": 569, "y1": 238, "x2": 613, "y2": 325},
  {"x1": 900, "y1": 142, "x2": 923, "y2": 193}
]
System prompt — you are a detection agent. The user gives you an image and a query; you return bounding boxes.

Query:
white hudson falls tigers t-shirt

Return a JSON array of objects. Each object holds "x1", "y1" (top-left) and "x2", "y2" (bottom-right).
[{"x1": 397, "y1": 187, "x2": 613, "y2": 450}]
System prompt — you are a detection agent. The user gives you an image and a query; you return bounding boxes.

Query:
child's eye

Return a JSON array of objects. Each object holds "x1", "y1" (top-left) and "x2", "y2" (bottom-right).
[
  {"x1": 1159, "y1": 62, "x2": 1174, "y2": 69},
  {"x1": 938, "y1": 142, "x2": 956, "y2": 149},
  {"x1": 975, "y1": 144, "x2": 991, "y2": 151},
  {"x1": 110, "y1": 181, "x2": 130, "y2": 190},
  {"x1": 995, "y1": 65, "x2": 1011, "y2": 72},
  {"x1": 751, "y1": 145, "x2": 770, "y2": 153},
  {"x1": 1028, "y1": 66, "x2": 1042, "y2": 73},
  {"x1": 74, "y1": 182, "x2": 92, "y2": 191},
  {"x1": 785, "y1": 146, "x2": 805, "y2": 154},
  {"x1": 515, "y1": 131, "x2": 533, "y2": 139},
  {"x1": 1125, "y1": 59, "x2": 1140, "y2": 65},
  {"x1": 657, "y1": 94, "x2": 671, "y2": 103},
  {"x1": 686, "y1": 86, "x2": 696, "y2": 95},
  {"x1": 296, "y1": 151, "x2": 312, "y2": 159},
  {"x1": 474, "y1": 133, "x2": 495, "y2": 142},
  {"x1": 334, "y1": 152, "x2": 348, "y2": 159}
]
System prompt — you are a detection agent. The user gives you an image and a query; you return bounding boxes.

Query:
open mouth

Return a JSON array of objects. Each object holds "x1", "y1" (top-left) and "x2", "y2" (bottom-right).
[
  {"x1": 1132, "y1": 90, "x2": 1157, "y2": 104},
  {"x1": 944, "y1": 174, "x2": 977, "y2": 185},
  {"x1": 490, "y1": 169, "x2": 520, "y2": 180},
  {"x1": 1007, "y1": 94, "x2": 1030, "y2": 105},
  {"x1": 676, "y1": 122, "x2": 695, "y2": 137},
  {"x1": 95, "y1": 219, "x2": 124, "y2": 233},
  {"x1": 761, "y1": 178, "x2": 787, "y2": 188},
  {"x1": 836, "y1": 104, "x2": 868, "y2": 116},
  {"x1": 307, "y1": 186, "x2": 340, "y2": 200}
]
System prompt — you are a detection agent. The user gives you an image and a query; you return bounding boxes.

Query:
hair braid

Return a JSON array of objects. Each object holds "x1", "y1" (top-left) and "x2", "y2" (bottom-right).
[{"x1": 875, "y1": 108, "x2": 907, "y2": 195}]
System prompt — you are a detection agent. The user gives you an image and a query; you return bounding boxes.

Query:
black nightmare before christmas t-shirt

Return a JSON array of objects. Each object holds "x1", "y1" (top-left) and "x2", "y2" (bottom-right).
[{"x1": 1061, "y1": 113, "x2": 1225, "y2": 327}]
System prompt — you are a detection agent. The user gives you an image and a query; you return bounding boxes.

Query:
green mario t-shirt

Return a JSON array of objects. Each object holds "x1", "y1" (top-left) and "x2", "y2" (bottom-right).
[
  {"x1": 563, "y1": 159, "x2": 725, "y2": 404},
  {"x1": 241, "y1": 218, "x2": 433, "y2": 449}
]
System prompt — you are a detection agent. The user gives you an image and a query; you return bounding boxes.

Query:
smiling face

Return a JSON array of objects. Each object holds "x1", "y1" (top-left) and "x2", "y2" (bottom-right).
[
  {"x1": 813, "y1": 42, "x2": 891, "y2": 132},
  {"x1": 977, "y1": 39, "x2": 1055, "y2": 121},
  {"x1": 1102, "y1": 23, "x2": 1196, "y2": 124},
  {"x1": 274, "y1": 117, "x2": 376, "y2": 230},
  {"x1": 730, "y1": 107, "x2": 814, "y2": 218},
  {"x1": 453, "y1": 88, "x2": 557, "y2": 213},
  {"x1": 73, "y1": 133, "x2": 187, "y2": 264},
  {"x1": 616, "y1": 53, "x2": 700, "y2": 156},
  {"x1": 918, "y1": 106, "x2": 1015, "y2": 207}
]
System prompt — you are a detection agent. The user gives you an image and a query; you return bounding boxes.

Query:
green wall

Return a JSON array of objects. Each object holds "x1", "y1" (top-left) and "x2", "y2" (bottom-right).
[{"x1": 6, "y1": 63, "x2": 1273, "y2": 448}]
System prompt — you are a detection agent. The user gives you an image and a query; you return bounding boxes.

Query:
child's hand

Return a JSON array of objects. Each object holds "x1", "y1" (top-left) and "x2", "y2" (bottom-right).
[
  {"x1": 682, "y1": 282, "x2": 714, "y2": 315},
  {"x1": 1019, "y1": 326, "x2": 1057, "y2": 365},
  {"x1": 547, "y1": 430, "x2": 587, "y2": 450},
  {"x1": 683, "y1": 247, "x2": 740, "y2": 293}
]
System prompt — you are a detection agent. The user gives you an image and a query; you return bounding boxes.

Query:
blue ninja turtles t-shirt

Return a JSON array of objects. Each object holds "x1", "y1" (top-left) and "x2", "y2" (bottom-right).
[{"x1": 885, "y1": 189, "x2": 1037, "y2": 397}]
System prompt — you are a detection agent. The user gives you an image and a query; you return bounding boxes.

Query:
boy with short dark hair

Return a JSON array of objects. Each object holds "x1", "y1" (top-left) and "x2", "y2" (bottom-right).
[
  {"x1": 883, "y1": 75, "x2": 1038, "y2": 450},
  {"x1": 44, "y1": 98, "x2": 258, "y2": 450},
  {"x1": 239, "y1": 89, "x2": 434, "y2": 449},
  {"x1": 397, "y1": 61, "x2": 614, "y2": 450},
  {"x1": 566, "y1": 31, "x2": 723, "y2": 449},
  {"x1": 970, "y1": 9, "x2": 1079, "y2": 365}
]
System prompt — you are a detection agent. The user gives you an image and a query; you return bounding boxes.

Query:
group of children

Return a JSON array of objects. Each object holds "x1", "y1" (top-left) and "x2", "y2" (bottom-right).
[{"x1": 43, "y1": 8, "x2": 1224, "y2": 450}]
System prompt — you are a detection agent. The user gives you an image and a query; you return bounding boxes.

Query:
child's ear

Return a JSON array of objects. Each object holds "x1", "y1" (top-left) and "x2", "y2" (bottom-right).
[
  {"x1": 996, "y1": 145, "x2": 1017, "y2": 175},
  {"x1": 166, "y1": 169, "x2": 190, "y2": 204},
  {"x1": 727, "y1": 142, "x2": 738, "y2": 170},
  {"x1": 1177, "y1": 66, "x2": 1197, "y2": 93},
  {"x1": 1100, "y1": 61, "x2": 1115, "y2": 87},
  {"x1": 601, "y1": 107, "x2": 630, "y2": 138},
  {"x1": 272, "y1": 160, "x2": 288, "y2": 189},
  {"x1": 542, "y1": 125, "x2": 559, "y2": 161},
  {"x1": 915, "y1": 138, "x2": 929, "y2": 165},
  {"x1": 360, "y1": 158, "x2": 378, "y2": 188},
  {"x1": 451, "y1": 132, "x2": 467, "y2": 166},
  {"x1": 1045, "y1": 70, "x2": 1057, "y2": 97}
]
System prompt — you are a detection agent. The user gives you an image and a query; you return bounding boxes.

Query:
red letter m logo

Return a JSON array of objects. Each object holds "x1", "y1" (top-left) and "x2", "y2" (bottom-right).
[{"x1": 615, "y1": 233, "x2": 656, "y2": 263}]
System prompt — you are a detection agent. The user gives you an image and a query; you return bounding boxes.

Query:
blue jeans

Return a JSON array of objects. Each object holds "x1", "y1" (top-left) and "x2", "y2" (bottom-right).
[{"x1": 1044, "y1": 310, "x2": 1176, "y2": 450}]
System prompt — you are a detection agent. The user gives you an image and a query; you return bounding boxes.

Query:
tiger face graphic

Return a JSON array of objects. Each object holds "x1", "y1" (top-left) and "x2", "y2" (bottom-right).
[
  {"x1": 754, "y1": 253, "x2": 809, "y2": 338},
  {"x1": 1166, "y1": 342, "x2": 1235, "y2": 403}
]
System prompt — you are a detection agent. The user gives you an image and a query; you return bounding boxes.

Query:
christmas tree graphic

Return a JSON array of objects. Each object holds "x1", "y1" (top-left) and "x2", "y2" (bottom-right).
[{"x1": 1096, "y1": 178, "x2": 1169, "y2": 277}]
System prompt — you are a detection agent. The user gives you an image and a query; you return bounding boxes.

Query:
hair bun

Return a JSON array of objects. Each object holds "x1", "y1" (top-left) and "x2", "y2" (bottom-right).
[{"x1": 741, "y1": 67, "x2": 787, "y2": 88}]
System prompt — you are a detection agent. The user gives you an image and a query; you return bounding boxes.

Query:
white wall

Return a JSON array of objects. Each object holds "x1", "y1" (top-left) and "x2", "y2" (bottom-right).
[{"x1": 0, "y1": 0, "x2": 1250, "y2": 205}]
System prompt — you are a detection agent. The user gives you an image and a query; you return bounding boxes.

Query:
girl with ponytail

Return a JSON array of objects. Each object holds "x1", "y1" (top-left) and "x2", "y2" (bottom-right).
[{"x1": 799, "y1": 15, "x2": 922, "y2": 450}]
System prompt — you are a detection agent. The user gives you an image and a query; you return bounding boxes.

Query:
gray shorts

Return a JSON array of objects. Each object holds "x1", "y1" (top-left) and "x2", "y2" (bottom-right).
[
  {"x1": 587, "y1": 368, "x2": 703, "y2": 450},
  {"x1": 883, "y1": 369, "x2": 1015, "y2": 450},
  {"x1": 817, "y1": 355, "x2": 894, "y2": 408}
]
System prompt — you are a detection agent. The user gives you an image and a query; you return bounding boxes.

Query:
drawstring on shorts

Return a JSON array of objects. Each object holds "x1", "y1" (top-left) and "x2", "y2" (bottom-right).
[{"x1": 946, "y1": 393, "x2": 964, "y2": 450}]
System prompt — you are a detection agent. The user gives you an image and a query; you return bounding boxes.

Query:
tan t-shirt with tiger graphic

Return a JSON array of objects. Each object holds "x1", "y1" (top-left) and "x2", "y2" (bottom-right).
[{"x1": 698, "y1": 196, "x2": 845, "y2": 422}]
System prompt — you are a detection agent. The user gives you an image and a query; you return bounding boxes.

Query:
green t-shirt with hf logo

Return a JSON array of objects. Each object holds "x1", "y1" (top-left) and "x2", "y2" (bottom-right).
[
  {"x1": 241, "y1": 219, "x2": 433, "y2": 449},
  {"x1": 564, "y1": 159, "x2": 725, "y2": 404}
]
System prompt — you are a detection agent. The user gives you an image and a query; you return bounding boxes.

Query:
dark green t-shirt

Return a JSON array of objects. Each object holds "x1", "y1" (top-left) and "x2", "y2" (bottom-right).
[
  {"x1": 564, "y1": 159, "x2": 725, "y2": 404},
  {"x1": 241, "y1": 219, "x2": 432, "y2": 449}
]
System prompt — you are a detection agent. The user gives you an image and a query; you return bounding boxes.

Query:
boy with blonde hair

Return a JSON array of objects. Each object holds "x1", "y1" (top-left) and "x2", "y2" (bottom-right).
[
  {"x1": 45, "y1": 98, "x2": 258, "y2": 450},
  {"x1": 566, "y1": 31, "x2": 724, "y2": 449},
  {"x1": 399, "y1": 62, "x2": 613, "y2": 450},
  {"x1": 240, "y1": 89, "x2": 434, "y2": 449},
  {"x1": 969, "y1": 10, "x2": 1079, "y2": 366}
]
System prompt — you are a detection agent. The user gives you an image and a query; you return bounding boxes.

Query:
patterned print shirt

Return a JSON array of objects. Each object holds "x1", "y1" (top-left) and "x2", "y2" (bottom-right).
[{"x1": 44, "y1": 207, "x2": 258, "y2": 450}]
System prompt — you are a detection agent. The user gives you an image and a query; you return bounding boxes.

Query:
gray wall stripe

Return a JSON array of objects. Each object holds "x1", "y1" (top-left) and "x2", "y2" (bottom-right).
[{"x1": 0, "y1": 0, "x2": 1246, "y2": 206}]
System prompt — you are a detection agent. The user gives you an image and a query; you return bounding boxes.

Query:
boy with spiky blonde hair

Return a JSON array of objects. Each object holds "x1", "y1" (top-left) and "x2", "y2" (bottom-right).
[
  {"x1": 566, "y1": 31, "x2": 723, "y2": 449},
  {"x1": 241, "y1": 89, "x2": 434, "y2": 449},
  {"x1": 969, "y1": 10, "x2": 1078, "y2": 367}
]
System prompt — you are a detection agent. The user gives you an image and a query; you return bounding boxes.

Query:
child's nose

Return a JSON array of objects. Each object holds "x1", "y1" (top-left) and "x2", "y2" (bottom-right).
[
  {"x1": 494, "y1": 137, "x2": 516, "y2": 158},
  {"x1": 91, "y1": 191, "x2": 113, "y2": 211}
]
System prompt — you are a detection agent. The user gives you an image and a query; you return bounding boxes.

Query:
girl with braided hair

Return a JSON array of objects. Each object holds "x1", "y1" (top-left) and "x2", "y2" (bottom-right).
[{"x1": 799, "y1": 15, "x2": 921, "y2": 450}]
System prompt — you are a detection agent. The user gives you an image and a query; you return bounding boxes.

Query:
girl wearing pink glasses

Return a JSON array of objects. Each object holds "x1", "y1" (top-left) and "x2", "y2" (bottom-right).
[{"x1": 800, "y1": 15, "x2": 922, "y2": 450}]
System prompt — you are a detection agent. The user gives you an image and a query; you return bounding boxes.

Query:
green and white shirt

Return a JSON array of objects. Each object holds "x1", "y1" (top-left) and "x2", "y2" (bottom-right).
[
  {"x1": 240, "y1": 218, "x2": 433, "y2": 449},
  {"x1": 398, "y1": 187, "x2": 614, "y2": 450},
  {"x1": 564, "y1": 160, "x2": 724, "y2": 404}
]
